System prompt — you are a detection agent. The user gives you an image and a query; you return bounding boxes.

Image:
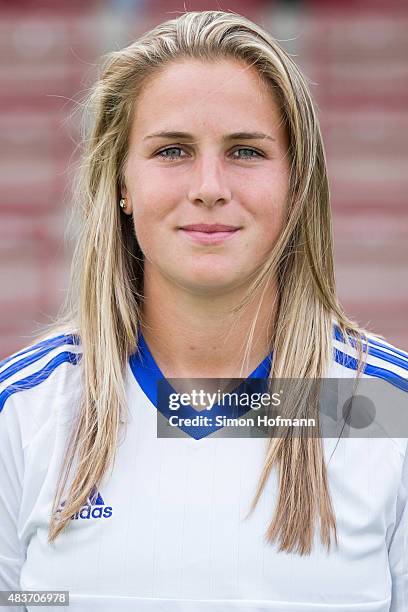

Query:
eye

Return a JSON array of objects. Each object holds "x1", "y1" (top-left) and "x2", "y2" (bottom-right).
[
  {"x1": 232, "y1": 147, "x2": 263, "y2": 160},
  {"x1": 155, "y1": 146, "x2": 187, "y2": 161},
  {"x1": 155, "y1": 146, "x2": 264, "y2": 162}
]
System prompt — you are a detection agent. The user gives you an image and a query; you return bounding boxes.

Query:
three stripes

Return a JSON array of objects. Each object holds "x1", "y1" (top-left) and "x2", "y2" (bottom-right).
[{"x1": 0, "y1": 334, "x2": 82, "y2": 412}]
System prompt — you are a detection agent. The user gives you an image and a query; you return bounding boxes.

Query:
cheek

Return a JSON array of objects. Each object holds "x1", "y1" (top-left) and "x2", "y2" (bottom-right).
[
  {"x1": 251, "y1": 178, "x2": 288, "y2": 222},
  {"x1": 255, "y1": 214, "x2": 284, "y2": 256},
  {"x1": 130, "y1": 174, "x2": 176, "y2": 223},
  {"x1": 249, "y1": 185, "x2": 288, "y2": 252},
  {"x1": 131, "y1": 210, "x2": 153, "y2": 257},
  {"x1": 131, "y1": 199, "x2": 172, "y2": 261}
]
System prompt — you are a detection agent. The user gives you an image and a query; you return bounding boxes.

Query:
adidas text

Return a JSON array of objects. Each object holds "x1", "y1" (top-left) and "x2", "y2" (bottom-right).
[{"x1": 71, "y1": 505, "x2": 113, "y2": 520}]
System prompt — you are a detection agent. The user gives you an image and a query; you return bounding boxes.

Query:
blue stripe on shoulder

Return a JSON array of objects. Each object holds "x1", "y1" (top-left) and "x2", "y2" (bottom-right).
[
  {"x1": 0, "y1": 335, "x2": 80, "y2": 385},
  {"x1": 0, "y1": 351, "x2": 82, "y2": 413},
  {"x1": 334, "y1": 348, "x2": 408, "y2": 393},
  {"x1": 365, "y1": 336, "x2": 408, "y2": 362},
  {"x1": 333, "y1": 326, "x2": 408, "y2": 372},
  {"x1": 0, "y1": 334, "x2": 70, "y2": 369},
  {"x1": 362, "y1": 344, "x2": 408, "y2": 372}
]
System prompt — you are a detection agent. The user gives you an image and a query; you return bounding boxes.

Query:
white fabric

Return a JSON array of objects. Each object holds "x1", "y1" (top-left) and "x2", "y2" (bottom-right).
[{"x1": 0, "y1": 332, "x2": 407, "y2": 611}]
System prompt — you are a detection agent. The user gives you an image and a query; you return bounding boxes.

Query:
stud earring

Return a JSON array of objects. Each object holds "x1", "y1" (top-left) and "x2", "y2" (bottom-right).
[{"x1": 119, "y1": 198, "x2": 127, "y2": 210}]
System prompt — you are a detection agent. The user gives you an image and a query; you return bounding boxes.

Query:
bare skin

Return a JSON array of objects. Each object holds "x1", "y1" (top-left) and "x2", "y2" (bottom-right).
[{"x1": 122, "y1": 59, "x2": 290, "y2": 379}]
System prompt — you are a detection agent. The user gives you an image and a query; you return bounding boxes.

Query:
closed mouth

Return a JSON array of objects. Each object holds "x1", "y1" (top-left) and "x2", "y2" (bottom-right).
[{"x1": 180, "y1": 224, "x2": 240, "y2": 233}]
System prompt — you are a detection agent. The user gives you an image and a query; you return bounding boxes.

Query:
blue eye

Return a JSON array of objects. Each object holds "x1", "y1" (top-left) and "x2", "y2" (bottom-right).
[
  {"x1": 232, "y1": 148, "x2": 262, "y2": 160},
  {"x1": 156, "y1": 147, "x2": 186, "y2": 160}
]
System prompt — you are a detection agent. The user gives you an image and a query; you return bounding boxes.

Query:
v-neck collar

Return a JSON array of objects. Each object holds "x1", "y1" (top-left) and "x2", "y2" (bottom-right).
[{"x1": 129, "y1": 332, "x2": 272, "y2": 440}]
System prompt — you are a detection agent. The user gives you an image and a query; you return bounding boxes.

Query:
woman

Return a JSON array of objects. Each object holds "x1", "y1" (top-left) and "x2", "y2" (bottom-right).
[{"x1": 0, "y1": 10, "x2": 407, "y2": 612}]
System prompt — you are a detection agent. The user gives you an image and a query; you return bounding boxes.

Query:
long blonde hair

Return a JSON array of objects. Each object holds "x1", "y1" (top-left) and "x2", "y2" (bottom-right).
[{"x1": 36, "y1": 10, "x2": 367, "y2": 554}]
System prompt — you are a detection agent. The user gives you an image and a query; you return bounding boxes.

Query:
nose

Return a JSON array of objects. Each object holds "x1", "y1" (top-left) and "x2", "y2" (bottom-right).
[{"x1": 187, "y1": 154, "x2": 232, "y2": 208}]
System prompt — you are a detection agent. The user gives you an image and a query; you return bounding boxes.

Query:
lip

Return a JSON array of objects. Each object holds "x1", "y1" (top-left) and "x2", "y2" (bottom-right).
[
  {"x1": 179, "y1": 224, "x2": 240, "y2": 246},
  {"x1": 180, "y1": 224, "x2": 239, "y2": 232}
]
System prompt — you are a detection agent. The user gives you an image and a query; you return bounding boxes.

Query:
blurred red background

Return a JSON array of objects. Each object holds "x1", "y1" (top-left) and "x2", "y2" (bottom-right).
[{"x1": 0, "y1": 0, "x2": 407, "y2": 358}]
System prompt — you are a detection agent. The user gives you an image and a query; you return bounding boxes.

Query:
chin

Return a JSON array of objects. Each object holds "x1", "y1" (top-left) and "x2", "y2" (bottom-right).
[{"x1": 179, "y1": 272, "x2": 244, "y2": 295}]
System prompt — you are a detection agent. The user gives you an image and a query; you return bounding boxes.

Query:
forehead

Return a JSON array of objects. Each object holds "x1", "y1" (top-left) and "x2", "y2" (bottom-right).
[{"x1": 131, "y1": 58, "x2": 282, "y2": 135}]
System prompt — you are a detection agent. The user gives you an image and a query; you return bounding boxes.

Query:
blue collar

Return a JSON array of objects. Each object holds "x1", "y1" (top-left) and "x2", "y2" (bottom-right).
[{"x1": 129, "y1": 332, "x2": 272, "y2": 440}]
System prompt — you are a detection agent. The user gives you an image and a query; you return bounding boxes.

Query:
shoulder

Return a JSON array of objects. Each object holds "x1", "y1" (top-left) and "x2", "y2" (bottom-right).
[
  {"x1": 332, "y1": 324, "x2": 408, "y2": 392},
  {"x1": 0, "y1": 331, "x2": 83, "y2": 430},
  {"x1": 331, "y1": 324, "x2": 408, "y2": 456}
]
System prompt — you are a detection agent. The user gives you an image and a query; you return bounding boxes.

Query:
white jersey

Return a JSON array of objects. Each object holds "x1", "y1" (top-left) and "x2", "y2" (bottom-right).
[{"x1": 0, "y1": 327, "x2": 407, "y2": 612}]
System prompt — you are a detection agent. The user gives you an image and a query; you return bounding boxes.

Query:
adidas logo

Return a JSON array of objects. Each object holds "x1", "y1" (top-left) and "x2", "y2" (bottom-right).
[{"x1": 57, "y1": 486, "x2": 113, "y2": 520}]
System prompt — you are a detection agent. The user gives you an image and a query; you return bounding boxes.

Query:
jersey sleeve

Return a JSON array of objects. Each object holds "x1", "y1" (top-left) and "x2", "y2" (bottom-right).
[
  {"x1": 0, "y1": 394, "x2": 26, "y2": 611},
  {"x1": 388, "y1": 441, "x2": 408, "y2": 611},
  {"x1": 0, "y1": 331, "x2": 82, "y2": 612}
]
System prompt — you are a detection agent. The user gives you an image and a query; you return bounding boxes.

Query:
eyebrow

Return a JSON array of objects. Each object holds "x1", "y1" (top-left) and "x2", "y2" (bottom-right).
[{"x1": 143, "y1": 130, "x2": 275, "y2": 142}]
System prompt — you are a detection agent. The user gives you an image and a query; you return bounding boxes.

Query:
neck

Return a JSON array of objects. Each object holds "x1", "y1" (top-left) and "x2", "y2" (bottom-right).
[{"x1": 140, "y1": 271, "x2": 278, "y2": 379}]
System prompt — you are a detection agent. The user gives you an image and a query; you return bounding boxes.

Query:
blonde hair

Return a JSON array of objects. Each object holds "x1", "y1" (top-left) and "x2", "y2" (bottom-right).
[{"x1": 37, "y1": 10, "x2": 368, "y2": 554}]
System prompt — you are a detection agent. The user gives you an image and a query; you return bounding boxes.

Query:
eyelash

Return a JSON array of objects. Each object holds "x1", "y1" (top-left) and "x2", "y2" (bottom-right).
[{"x1": 155, "y1": 146, "x2": 264, "y2": 161}]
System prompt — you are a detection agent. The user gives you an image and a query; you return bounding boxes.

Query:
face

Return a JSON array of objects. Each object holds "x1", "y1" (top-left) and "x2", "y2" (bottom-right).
[{"x1": 122, "y1": 58, "x2": 290, "y2": 296}]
